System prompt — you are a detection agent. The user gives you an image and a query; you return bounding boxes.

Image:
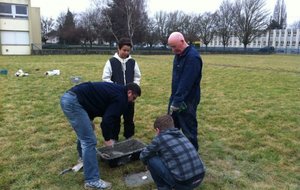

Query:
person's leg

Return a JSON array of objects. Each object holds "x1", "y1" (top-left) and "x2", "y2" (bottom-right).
[
  {"x1": 123, "y1": 102, "x2": 135, "y2": 139},
  {"x1": 76, "y1": 139, "x2": 82, "y2": 160},
  {"x1": 60, "y1": 92, "x2": 99, "y2": 182},
  {"x1": 146, "y1": 156, "x2": 175, "y2": 190},
  {"x1": 172, "y1": 103, "x2": 198, "y2": 151}
]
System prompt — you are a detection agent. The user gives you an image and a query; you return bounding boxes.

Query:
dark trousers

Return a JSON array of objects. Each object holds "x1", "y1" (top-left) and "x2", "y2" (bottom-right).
[
  {"x1": 171, "y1": 100, "x2": 199, "y2": 151},
  {"x1": 112, "y1": 102, "x2": 135, "y2": 140},
  {"x1": 147, "y1": 156, "x2": 204, "y2": 190}
]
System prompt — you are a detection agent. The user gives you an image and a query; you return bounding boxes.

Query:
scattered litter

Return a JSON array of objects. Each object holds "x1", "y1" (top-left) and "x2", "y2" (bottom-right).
[
  {"x1": 70, "y1": 76, "x2": 83, "y2": 84},
  {"x1": 59, "y1": 159, "x2": 83, "y2": 176},
  {"x1": 45, "y1": 69, "x2": 60, "y2": 76},
  {"x1": 15, "y1": 69, "x2": 29, "y2": 77},
  {"x1": 0, "y1": 69, "x2": 8, "y2": 75},
  {"x1": 142, "y1": 175, "x2": 148, "y2": 180}
]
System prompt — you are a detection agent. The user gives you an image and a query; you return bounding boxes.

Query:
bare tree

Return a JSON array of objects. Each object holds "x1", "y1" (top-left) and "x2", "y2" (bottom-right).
[
  {"x1": 98, "y1": 0, "x2": 148, "y2": 45},
  {"x1": 144, "y1": 18, "x2": 159, "y2": 47},
  {"x1": 290, "y1": 20, "x2": 300, "y2": 29},
  {"x1": 77, "y1": 9, "x2": 100, "y2": 47},
  {"x1": 166, "y1": 11, "x2": 187, "y2": 33},
  {"x1": 41, "y1": 17, "x2": 55, "y2": 43},
  {"x1": 215, "y1": 0, "x2": 234, "y2": 49},
  {"x1": 272, "y1": 0, "x2": 287, "y2": 29},
  {"x1": 232, "y1": 0, "x2": 270, "y2": 49},
  {"x1": 198, "y1": 12, "x2": 217, "y2": 50},
  {"x1": 183, "y1": 14, "x2": 201, "y2": 45},
  {"x1": 153, "y1": 11, "x2": 169, "y2": 46}
]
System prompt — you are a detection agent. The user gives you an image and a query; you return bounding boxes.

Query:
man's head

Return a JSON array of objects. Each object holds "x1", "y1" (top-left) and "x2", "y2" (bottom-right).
[
  {"x1": 126, "y1": 83, "x2": 141, "y2": 102},
  {"x1": 154, "y1": 114, "x2": 174, "y2": 132},
  {"x1": 168, "y1": 32, "x2": 188, "y2": 55},
  {"x1": 118, "y1": 37, "x2": 132, "y2": 59}
]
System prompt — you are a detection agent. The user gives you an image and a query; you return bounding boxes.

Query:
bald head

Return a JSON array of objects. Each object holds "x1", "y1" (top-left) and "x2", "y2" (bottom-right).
[
  {"x1": 168, "y1": 32, "x2": 188, "y2": 55},
  {"x1": 168, "y1": 32, "x2": 185, "y2": 43}
]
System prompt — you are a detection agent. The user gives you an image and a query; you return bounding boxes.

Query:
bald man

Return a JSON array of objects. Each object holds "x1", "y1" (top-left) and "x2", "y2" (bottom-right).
[{"x1": 167, "y1": 32, "x2": 203, "y2": 151}]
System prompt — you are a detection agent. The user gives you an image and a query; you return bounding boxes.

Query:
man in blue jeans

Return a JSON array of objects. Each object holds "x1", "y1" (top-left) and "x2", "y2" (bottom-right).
[
  {"x1": 60, "y1": 82, "x2": 141, "y2": 190},
  {"x1": 140, "y1": 115, "x2": 205, "y2": 190}
]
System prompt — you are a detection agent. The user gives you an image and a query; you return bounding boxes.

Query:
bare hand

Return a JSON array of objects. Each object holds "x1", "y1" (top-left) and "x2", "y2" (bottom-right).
[{"x1": 104, "y1": 140, "x2": 114, "y2": 147}]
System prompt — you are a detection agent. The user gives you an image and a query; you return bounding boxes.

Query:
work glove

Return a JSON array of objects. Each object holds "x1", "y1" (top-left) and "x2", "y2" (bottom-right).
[{"x1": 169, "y1": 102, "x2": 187, "y2": 114}]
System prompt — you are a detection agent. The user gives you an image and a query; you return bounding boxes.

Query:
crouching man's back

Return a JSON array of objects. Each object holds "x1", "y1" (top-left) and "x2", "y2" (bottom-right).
[{"x1": 140, "y1": 114, "x2": 205, "y2": 190}]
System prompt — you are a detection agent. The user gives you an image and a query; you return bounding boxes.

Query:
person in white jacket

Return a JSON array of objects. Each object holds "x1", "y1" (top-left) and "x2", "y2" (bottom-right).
[{"x1": 102, "y1": 37, "x2": 141, "y2": 141}]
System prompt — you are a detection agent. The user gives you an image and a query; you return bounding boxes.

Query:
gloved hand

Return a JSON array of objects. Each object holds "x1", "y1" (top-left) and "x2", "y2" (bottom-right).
[{"x1": 169, "y1": 102, "x2": 187, "y2": 114}]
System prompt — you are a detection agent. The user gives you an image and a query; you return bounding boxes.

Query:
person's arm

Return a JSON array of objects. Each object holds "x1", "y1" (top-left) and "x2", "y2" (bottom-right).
[
  {"x1": 102, "y1": 60, "x2": 113, "y2": 83},
  {"x1": 139, "y1": 136, "x2": 160, "y2": 164},
  {"x1": 100, "y1": 102, "x2": 122, "y2": 141},
  {"x1": 133, "y1": 61, "x2": 141, "y2": 85}
]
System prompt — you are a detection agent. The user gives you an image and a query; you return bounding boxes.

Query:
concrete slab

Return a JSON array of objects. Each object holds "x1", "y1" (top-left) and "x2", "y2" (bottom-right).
[{"x1": 124, "y1": 170, "x2": 154, "y2": 187}]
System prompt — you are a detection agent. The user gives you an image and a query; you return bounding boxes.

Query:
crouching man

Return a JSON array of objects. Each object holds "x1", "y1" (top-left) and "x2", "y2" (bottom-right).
[
  {"x1": 60, "y1": 82, "x2": 141, "y2": 190},
  {"x1": 140, "y1": 114, "x2": 205, "y2": 190}
]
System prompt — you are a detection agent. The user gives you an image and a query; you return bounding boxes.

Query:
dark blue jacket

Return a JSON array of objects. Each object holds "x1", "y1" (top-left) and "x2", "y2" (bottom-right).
[
  {"x1": 170, "y1": 45, "x2": 202, "y2": 108},
  {"x1": 70, "y1": 82, "x2": 128, "y2": 140}
]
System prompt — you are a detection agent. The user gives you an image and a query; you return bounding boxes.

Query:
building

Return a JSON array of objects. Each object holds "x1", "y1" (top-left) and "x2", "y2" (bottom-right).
[
  {"x1": 0, "y1": 0, "x2": 41, "y2": 55},
  {"x1": 209, "y1": 29, "x2": 300, "y2": 54}
]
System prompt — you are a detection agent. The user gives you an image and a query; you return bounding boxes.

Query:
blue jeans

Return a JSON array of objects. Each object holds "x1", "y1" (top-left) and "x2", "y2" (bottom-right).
[
  {"x1": 60, "y1": 91, "x2": 100, "y2": 183},
  {"x1": 147, "y1": 156, "x2": 203, "y2": 190}
]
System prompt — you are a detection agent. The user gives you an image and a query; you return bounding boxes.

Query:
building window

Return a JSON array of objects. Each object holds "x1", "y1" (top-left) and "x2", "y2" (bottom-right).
[
  {"x1": 0, "y1": 31, "x2": 29, "y2": 45},
  {"x1": 293, "y1": 30, "x2": 296, "y2": 37},
  {"x1": 280, "y1": 41, "x2": 284, "y2": 46},
  {"x1": 0, "y1": 3, "x2": 11, "y2": 13},
  {"x1": 0, "y1": 3, "x2": 28, "y2": 18}
]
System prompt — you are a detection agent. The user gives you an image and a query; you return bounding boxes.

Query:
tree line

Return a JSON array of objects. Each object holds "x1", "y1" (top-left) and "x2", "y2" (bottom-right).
[{"x1": 41, "y1": 0, "x2": 299, "y2": 49}]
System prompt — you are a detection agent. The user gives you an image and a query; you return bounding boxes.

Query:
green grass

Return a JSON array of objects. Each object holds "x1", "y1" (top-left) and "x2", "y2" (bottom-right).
[{"x1": 0, "y1": 54, "x2": 299, "y2": 190}]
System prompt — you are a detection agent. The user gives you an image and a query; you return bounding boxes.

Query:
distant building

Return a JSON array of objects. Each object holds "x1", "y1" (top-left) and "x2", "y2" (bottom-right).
[
  {"x1": 208, "y1": 29, "x2": 300, "y2": 53},
  {"x1": 0, "y1": 0, "x2": 41, "y2": 55}
]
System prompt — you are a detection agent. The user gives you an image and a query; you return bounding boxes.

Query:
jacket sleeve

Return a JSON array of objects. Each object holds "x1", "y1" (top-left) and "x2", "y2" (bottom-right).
[
  {"x1": 133, "y1": 61, "x2": 141, "y2": 85},
  {"x1": 139, "y1": 136, "x2": 160, "y2": 164},
  {"x1": 102, "y1": 60, "x2": 113, "y2": 83},
  {"x1": 100, "y1": 102, "x2": 122, "y2": 141}
]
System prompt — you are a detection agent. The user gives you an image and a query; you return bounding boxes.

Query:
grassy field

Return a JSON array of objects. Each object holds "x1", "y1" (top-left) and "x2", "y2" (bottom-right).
[{"x1": 0, "y1": 54, "x2": 299, "y2": 190}]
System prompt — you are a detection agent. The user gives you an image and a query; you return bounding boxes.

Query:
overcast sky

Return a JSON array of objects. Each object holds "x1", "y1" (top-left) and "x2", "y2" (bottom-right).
[{"x1": 31, "y1": 0, "x2": 299, "y2": 25}]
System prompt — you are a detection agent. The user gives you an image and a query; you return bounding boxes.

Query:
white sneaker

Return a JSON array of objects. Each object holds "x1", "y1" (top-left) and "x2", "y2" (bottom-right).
[{"x1": 84, "y1": 179, "x2": 112, "y2": 189}]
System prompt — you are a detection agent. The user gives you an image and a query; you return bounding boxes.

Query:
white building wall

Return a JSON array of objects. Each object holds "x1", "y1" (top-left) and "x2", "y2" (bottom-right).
[
  {"x1": 1, "y1": 45, "x2": 30, "y2": 54},
  {"x1": 0, "y1": 0, "x2": 40, "y2": 55},
  {"x1": 0, "y1": 19, "x2": 29, "y2": 31},
  {"x1": 207, "y1": 29, "x2": 300, "y2": 52}
]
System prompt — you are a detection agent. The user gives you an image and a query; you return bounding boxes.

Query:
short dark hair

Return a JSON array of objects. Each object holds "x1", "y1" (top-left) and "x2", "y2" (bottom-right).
[
  {"x1": 154, "y1": 115, "x2": 174, "y2": 131},
  {"x1": 118, "y1": 37, "x2": 132, "y2": 49},
  {"x1": 125, "y1": 83, "x2": 141, "y2": 96}
]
